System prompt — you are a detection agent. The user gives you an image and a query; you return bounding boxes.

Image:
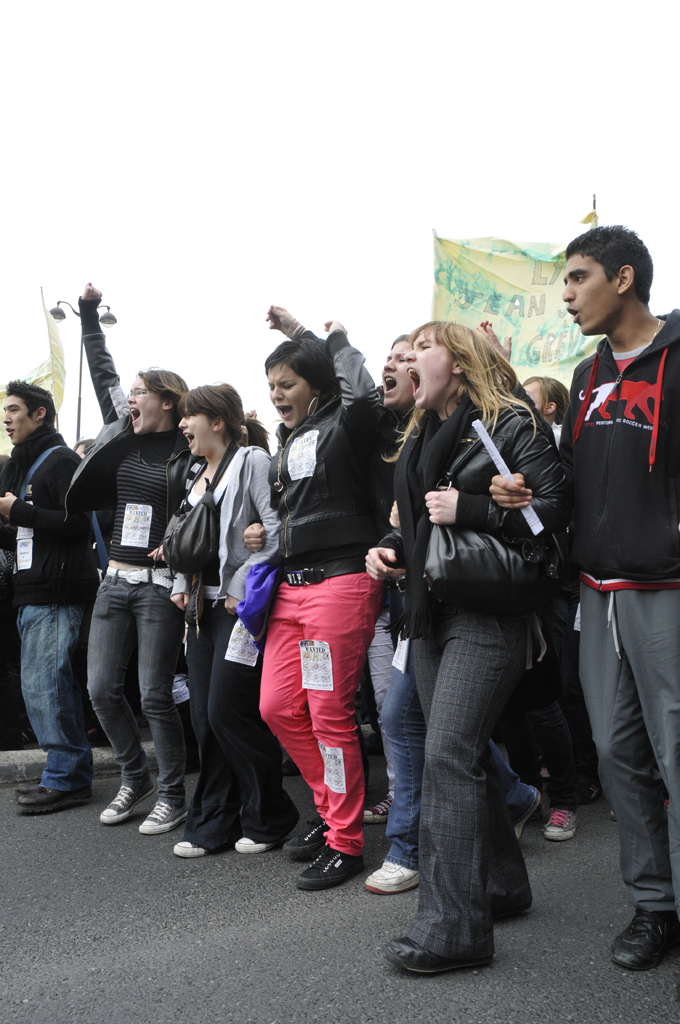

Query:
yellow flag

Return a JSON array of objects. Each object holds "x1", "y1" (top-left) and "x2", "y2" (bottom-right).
[
  {"x1": 432, "y1": 235, "x2": 602, "y2": 388},
  {"x1": 0, "y1": 291, "x2": 67, "y2": 454}
]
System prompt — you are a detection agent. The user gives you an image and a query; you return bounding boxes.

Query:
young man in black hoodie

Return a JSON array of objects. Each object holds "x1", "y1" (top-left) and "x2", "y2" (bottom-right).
[
  {"x1": 0, "y1": 382, "x2": 98, "y2": 812},
  {"x1": 491, "y1": 225, "x2": 680, "y2": 971}
]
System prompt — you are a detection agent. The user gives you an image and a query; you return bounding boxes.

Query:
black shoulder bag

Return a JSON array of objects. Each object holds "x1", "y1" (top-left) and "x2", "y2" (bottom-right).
[
  {"x1": 162, "y1": 442, "x2": 239, "y2": 576},
  {"x1": 423, "y1": 450, "x2": 566, "y2": 616}
]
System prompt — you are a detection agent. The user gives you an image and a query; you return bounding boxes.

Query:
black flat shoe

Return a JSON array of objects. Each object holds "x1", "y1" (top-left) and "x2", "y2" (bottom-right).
[
  {"x1": 15, "y1": 782, "x2": 41, "y2": 795},
  {"x1": 383, "y1": 936, "x2": 492, "y2": 974},
  {"x1": 296, "y1": 845, "x2": 364, "y2": 890},
  {"x1": 17, "y1": 785, "x2": 93, "y2": 815},
  {"x1": 611, "y1": 909, "x2": 680, "y2": 970}
]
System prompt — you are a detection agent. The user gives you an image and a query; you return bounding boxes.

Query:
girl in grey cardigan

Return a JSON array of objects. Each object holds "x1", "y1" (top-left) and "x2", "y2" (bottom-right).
[{"x1": 170, "y1": 384, "x2": 299, "y2": 858}]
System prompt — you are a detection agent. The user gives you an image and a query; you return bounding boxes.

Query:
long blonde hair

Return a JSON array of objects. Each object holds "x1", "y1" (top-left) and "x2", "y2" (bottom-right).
[{"x1": 391, "y1": 321, "x2": 535, "y2": 457}]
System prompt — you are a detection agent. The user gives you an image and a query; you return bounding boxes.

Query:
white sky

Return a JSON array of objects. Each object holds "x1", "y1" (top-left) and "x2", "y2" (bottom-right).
[{"x1": 1, "y1": 0, "x2": 678, "y2": 447}]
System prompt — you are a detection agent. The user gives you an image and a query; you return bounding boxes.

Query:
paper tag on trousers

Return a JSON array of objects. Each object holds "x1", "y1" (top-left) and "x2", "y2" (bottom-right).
[
  {"x1": 392, "y1": 637, "x2": 410, "y2": 672},
  {"x1": 318, "y1": 742, "x2": 346, "y2": 794},
  {"x1": 121, "y1": 503, "x2": 153, "y2": 548},
  {"x1": 300, "y1": 640, "x2": 333, "y2": 690},
  {"x1": 225, "y1": 619, "x2": 259, "y2": 666},
  {"x1": 287, "y1": 430, "x2": 319, "y2": 480},
  {"x1": 393, "y1": 638, "x2": 409, "y2": 671}
]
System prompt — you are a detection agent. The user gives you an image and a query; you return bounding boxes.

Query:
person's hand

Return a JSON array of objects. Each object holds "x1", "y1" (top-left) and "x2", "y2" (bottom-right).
[
  {"x1": 425, "y1": 488, "x2": 459, "y2": 524},
  {"x1": 245, "y1": 409, "x2": 258, "y2": 420},
  {"x1": 225, "y1": 594, "x2": 239, "y2": 615},
  {"x1": 81, "y1": 282, "x2": 103, "y2": 303},
  {"x1": 171, "y1": 592, "x2": 190, "y2": 611},
  {"x1": 147, "y1": 544, "x2": 164, "y2": 561},
  {"x1": 389, "y1": 501, "x2": 400, "y2": 529},
  {"x1": 489, "y1": 473, "x2": 533, "y2": 508},
  {"x1": 324, "y1": 320, "x2": 347, "y2": 335},
  {"x1": 244, "y1": 523, "x2": 265, "y2": 552},
  {"x1": 0, "y1": 493, "x2": 17, "y2": 519},
  {"x1": 366, "y1": 546, "x2": 405, "y2": 582},
  {"x1": 266, "y1": 305, "x2": 296, "y2": 335},
  {"x1": 478, "y1": 320, "x2": 512, "y2": 360}
]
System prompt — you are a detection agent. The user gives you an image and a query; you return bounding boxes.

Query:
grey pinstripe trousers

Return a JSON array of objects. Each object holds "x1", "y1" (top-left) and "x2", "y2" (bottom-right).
[{"x1": 410, "y1": 606, "x2": 531, "y2": 959}]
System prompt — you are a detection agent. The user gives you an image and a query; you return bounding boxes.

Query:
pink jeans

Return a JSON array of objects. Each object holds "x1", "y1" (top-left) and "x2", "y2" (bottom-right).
[{"x1": 260, "y1": 573, "x2": 384, "y2": 855}]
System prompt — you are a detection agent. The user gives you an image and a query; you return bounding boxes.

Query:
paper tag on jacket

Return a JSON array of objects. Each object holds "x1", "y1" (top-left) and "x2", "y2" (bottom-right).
[
  {"x1": 225, "y1": 619, "x2": 259, "y2": 666},
  {"x1": 16, "y1": 519, "x2": 34, "y2": 571},
  {"x1": 392, "y1": 638, "x2": 410, "y2": 672},
  {"x1": 300, "y1": 640, "x2": 333, "y2": 690},
  {"x1": 121, "y1": 503, "x2": 153, "y2": 547},
  {"x1": 16, "y1": 536, "x2": 33, "y2": 570},
  {"x1": 288, "y1": 430, "x2": 319, "y2": 480},
  {"x1": 318, "y1": 742, "x2": 346, "y2": 793},
  {"x1": 109, "y1": 385, "x2": 130, "y2": 418}
]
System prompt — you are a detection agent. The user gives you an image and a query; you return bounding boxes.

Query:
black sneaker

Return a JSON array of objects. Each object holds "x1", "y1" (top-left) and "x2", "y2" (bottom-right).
[
  {"x1": 611, "y1": 909, "x2": 680, "y2": 970},
  {"x1": 282, "y1": 817, "x2": 327, "y2": 861},
  {"x1": 576, "y1": 777, "x2": 603, "y2": 804},
  {"x1": 296, "y1": 844, "x2": 365, "y2": 891}
]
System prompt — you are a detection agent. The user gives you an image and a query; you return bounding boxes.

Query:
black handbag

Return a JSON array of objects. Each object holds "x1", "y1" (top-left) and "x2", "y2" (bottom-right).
[
  {"x1": 162, "y1": 442, "x2": 239, "y2": 576},
  {"x1": 424, "y1": 524, "x2": 565, "y2": 615}
]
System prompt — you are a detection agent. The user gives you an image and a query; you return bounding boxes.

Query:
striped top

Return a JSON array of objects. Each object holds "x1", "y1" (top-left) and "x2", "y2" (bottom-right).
[{"x1": 109, "y1": 431, "x2": 176, "y2": 567}]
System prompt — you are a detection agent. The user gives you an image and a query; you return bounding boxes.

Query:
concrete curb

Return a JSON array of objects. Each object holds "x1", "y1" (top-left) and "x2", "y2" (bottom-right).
[{"x1": 0, "y1": 740, "x2": 158, "y2": 789}]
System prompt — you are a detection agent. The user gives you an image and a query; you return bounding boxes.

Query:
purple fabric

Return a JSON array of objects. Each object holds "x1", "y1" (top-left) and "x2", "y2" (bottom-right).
[{"x1": 237, "y1": 564, "x2": 281, "y2": 653}]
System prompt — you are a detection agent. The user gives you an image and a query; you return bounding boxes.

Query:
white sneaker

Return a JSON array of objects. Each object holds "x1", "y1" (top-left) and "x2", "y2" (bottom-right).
[
  {"x1": 100, "y1": 782, "x2": 155, "y2": 825},
  {"x1": 139, "y1": 800, "x2": 188, "y2": 835},
  {"x1": 173, "y1": 841, "x2": 207, "y2": 858},
  {"x1": 364, "y1": 859, "x2": 419, "y2": 894},
  {"x1": 234, "y1": 837, "x2": 276, "y2": 854}
]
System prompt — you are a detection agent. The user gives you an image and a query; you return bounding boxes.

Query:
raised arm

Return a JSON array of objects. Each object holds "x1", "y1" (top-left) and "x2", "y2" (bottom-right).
[{"x1": 79, "y1": 283, "x2": 129, "y2": 425}]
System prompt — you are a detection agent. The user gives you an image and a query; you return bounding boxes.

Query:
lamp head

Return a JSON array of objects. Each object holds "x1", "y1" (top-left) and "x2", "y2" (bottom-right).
[
  {"x1": 99, "y1": 306, "x2": 117, "y2": 326},
  {"x1": 49, "y1": 305, "x2": 66, "y2": 322}
]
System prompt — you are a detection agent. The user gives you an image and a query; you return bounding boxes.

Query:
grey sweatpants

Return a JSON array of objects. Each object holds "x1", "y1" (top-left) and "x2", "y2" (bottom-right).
[{"x1": 579, "y1": 585, "x2": 680, "y2": 915}]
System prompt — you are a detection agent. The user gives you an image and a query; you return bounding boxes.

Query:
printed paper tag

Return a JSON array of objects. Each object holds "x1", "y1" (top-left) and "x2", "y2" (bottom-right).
[
  {"x1": 109, "y1": 385, "x2": 130, "y2": 419},
  {"x1": 574, "y1": 603, "x2": 581, "y2": 632},
  {"x1": 392, "y1": 637, "x2": 410, "y2": 672},
  {"x1": 121, "y1": 503, "x2": 153, "y2": 548},
  {"x1": 300, "y1": 640, "x2": 333, "y2": 690},
  {"x1": 288, "y1": 430, "x2": 319, "y2": 481},
  {"x1": 318, "y1": 742, "x2": 346, "y2": 793},
  {"x1": 225, "y1": 619, "x2": 259, "y2": 666},
  {"x1": 16, "y1": 537, "x2": 33, "y2": 570}
]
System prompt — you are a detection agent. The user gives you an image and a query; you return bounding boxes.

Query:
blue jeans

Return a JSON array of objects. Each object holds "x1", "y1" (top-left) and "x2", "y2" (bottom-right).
[
  {"x1": 16, "y1": 603, "x2": 93, "y2": 790},
  {"x1": 489, "y1": 740, "x2": 538, "y2": 825},
  {"x1": 87, "y1": 574, "x2": 186, "y2": 803},
  {"x1": 381, "y1": 644, "x2": 426, "y2": 870}
]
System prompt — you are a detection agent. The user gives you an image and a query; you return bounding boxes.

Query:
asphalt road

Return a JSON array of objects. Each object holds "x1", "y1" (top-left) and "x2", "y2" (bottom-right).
[{"x1": 2, "y1": 764, "x2": 679, "y2": 1024}]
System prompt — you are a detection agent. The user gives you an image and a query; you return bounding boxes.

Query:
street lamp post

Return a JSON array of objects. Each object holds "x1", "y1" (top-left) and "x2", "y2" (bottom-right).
[{"x1": 49, "y1": 301, "x2": 117, "y2": 443}]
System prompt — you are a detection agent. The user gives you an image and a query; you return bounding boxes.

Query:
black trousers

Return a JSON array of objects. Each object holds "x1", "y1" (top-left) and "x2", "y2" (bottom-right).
[{"x1": 184, "y1": 602, "x2": 299, "y2": 850}]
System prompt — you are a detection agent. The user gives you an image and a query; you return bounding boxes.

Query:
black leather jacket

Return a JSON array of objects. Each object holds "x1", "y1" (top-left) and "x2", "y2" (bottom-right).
[
  {"x1": 65, "y1": 299, "x2": 191, "y2": 519},
  {"x1": 381, "y1": 404, "x2": 571, "y2": 564},
  {"x1": 270, "y1": 329, "x2": 383, "y2": 572}
]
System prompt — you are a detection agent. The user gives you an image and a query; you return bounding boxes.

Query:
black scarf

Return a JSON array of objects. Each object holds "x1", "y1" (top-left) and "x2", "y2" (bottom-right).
[
  {"x1": 0, "y1": 425, "x2": 65, "y2": 495},
  {"x1": 395, "y1": 397, "x2": 474, "y2": 639}
]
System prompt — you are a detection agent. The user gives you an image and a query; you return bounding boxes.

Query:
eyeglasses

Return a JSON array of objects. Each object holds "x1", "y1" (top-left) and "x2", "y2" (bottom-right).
[{"x1": 127, "y1": 388, "x2": 148, "y2": 398}]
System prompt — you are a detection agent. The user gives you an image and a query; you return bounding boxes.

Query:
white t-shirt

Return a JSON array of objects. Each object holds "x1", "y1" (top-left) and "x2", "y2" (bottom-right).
[{"x1": 187, "y1": 472, "x2": 230, "y2": 599}]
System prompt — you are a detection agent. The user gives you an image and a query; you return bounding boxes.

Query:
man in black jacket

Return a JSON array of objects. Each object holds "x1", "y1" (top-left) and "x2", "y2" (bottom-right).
[
  {"x1": 0, "y1": 381, "x2": 98, "y2": 812},
  {"x1": 491, "y1": 225, "x2": 680, "y2": 971}
]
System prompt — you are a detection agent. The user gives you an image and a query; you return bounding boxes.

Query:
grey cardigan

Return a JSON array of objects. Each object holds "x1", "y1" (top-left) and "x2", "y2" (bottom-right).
[{"x1": 172, "y1": 445, "x2": 280, "y2": 602}]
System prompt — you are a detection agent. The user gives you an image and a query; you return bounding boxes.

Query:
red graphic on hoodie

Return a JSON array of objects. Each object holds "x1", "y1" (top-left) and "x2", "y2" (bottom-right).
[
  {"x1": 572, "y1": 348, "x2": 669, "y2": 471},
  {"x1": 598, "y1": 379, "x2": 661, "y2": 423}
]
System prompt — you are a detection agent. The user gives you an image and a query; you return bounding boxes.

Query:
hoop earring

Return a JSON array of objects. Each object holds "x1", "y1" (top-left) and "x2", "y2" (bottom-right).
[{"x1": 307, "y1": 395, "x2": 319, "y2": 417}]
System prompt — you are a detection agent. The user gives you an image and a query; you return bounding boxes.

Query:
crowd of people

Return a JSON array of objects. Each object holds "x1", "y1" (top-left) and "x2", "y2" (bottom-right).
[{"x1": 1, "y1": 224, "x2": 679, "y2": 976}]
